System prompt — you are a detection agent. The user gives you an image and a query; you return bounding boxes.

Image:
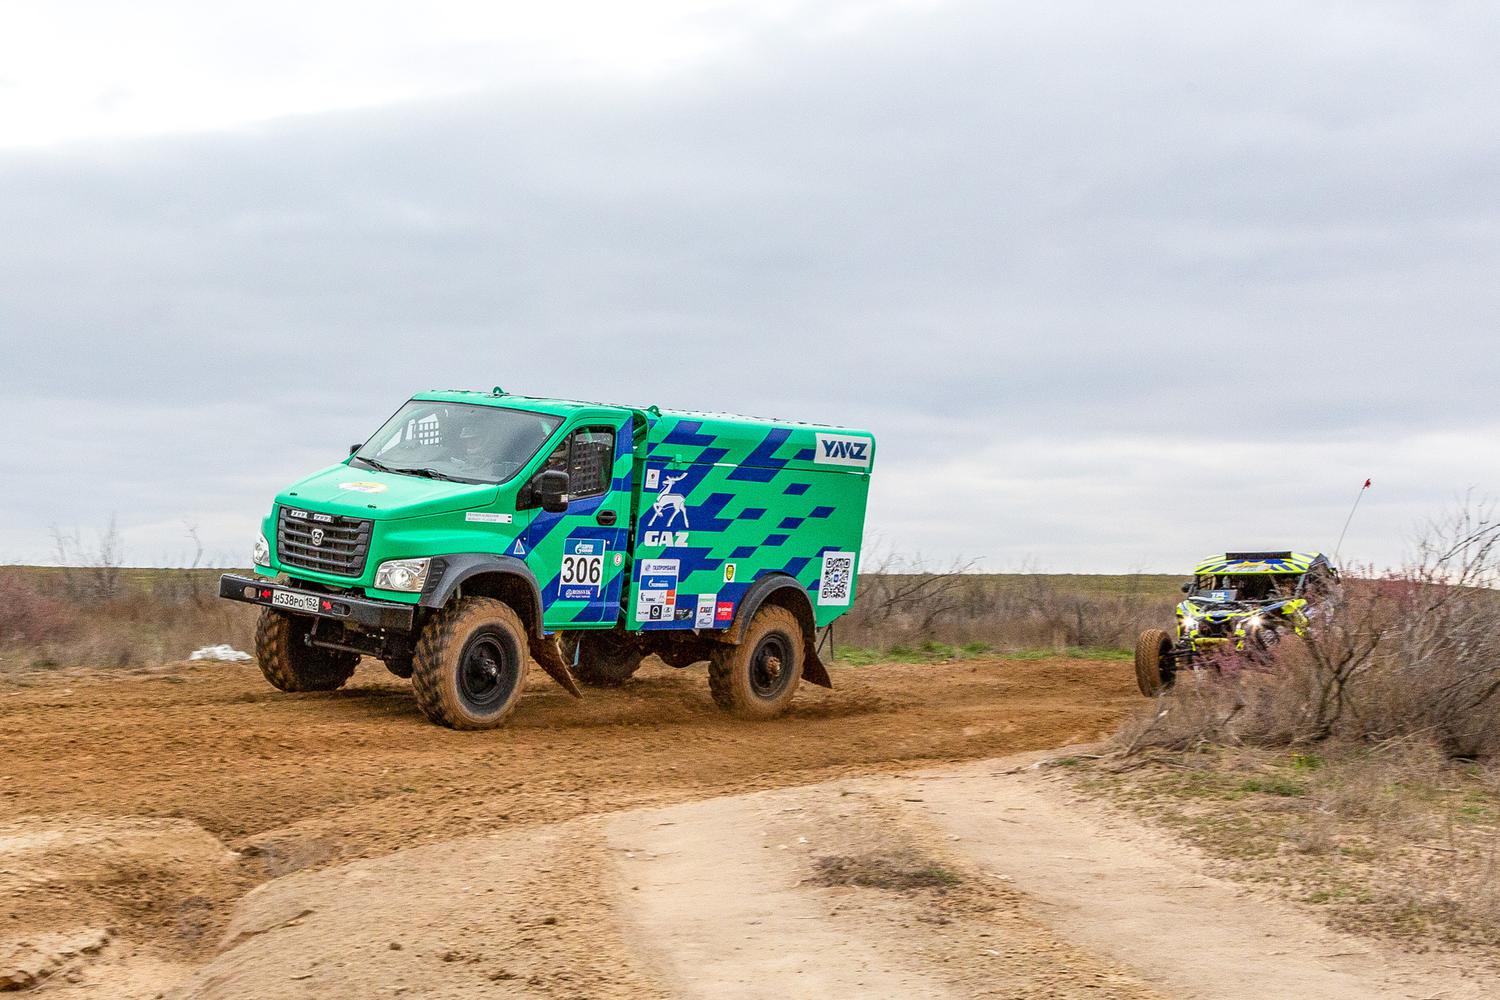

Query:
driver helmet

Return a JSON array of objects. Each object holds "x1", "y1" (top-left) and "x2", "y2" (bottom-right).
[{"x1": 458, "y1": 419, "x2": 493, "y2": 459}]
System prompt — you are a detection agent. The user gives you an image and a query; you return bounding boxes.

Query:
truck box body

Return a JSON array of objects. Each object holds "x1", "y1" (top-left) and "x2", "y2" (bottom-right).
[{"x1": 627, "y1": 409, "x2": 875, "y2": 632}]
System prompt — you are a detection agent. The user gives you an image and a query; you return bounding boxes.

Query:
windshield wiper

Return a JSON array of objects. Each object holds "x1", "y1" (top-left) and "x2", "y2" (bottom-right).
[
  {"x1": 390, "y1": 466, "x2": 463, "y2": 482},
  {"x1": 353, "y1": 456, "x2": 467, "y2": 483}
]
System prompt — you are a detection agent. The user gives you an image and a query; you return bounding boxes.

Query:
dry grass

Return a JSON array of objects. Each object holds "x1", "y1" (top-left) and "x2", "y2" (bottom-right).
[
  {"x1": 808, "y1": 851, "x2": 964, "y2": 893},
  {"x1": 1075, "y1": 742, "x2": 1500, "y2": 955},
  {"x1": 0, "y1": 565, "x2": 1179, "y2": 674},
  {"x1": 1095, "y1": 505, "x2": 1500, "y2": 957},
  {"x1": 0, "y1": 567, "x2": 258, "y2": 673},
  {"x1": 837, "y1": 569, "x2": 1177, "y2": 654}
]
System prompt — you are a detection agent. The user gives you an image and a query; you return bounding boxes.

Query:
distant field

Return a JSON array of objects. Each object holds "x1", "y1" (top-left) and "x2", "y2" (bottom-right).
[{"x1": 0, "y1": 566, "x2": 1183, "y2": 671}]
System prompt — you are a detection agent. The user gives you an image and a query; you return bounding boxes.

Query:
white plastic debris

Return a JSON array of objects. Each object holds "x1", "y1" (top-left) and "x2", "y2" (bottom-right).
[{"x1": 189, "y1": 644, "x2": 252, "y2": 662}]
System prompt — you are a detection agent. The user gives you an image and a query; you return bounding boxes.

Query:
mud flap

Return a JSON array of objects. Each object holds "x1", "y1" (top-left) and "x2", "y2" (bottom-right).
[
  {"x1": 529, "y1": 634, "x2": 583, "y2": 699},
  {"x1": 803, "y1": 641, "x2": 833, "y2": 689}
]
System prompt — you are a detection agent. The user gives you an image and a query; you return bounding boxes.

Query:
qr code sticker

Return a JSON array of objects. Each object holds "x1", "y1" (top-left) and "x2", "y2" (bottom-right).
[{"x1": 818, "y1": 551, "x2": 856, "y2": 606}]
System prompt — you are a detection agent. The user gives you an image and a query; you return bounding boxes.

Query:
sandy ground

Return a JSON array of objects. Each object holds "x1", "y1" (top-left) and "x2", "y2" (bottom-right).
[
  {"x1": 4, "y1": 655, "x2": 1487, "y2": 997},
  {"x1": 1, "y1": 652, "x2": 1130, "y2": 992}
]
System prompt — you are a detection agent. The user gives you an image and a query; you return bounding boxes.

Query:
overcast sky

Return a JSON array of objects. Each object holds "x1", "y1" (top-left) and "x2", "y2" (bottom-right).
[{"x1": 2, "y1": 0, "x2": 1497, "y2": 572}]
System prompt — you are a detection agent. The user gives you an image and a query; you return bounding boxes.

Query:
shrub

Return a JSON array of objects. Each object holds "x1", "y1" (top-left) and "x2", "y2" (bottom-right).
[{"x1": 1121, "y1": 504, "x2": 1500, "y2": 761}]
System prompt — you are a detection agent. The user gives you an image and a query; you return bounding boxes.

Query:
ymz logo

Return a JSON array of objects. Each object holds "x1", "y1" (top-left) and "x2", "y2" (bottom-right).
[
  {"x1": 814, "y1": 433, "x2": 872, "y2": 469},
  {"x1": 644, "y1": 471, "x2": 690, "y2": 546}
]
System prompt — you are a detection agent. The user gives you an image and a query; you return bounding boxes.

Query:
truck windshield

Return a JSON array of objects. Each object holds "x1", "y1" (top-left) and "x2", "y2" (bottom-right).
[{"x1": 352, "y1": 401, "x2": 563, "y2": 486}]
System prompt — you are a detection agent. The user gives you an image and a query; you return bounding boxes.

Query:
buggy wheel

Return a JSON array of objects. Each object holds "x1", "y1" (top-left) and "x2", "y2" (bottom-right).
[
  {"x1": 708, "y1": 606, "x2": 804, "y2": 719},
  {"x1": 411, "y1": 597, "x2": 528, "y2": 729},
  {"x1": 560, "y1": 631, "x2": 643, "y2": 688},
  {"x1": 1134, "y1": 628, "x2": 1175, "y2": 697},
  {"x1": 254, "y1": 608, "x2": 359, "y2": 692}
]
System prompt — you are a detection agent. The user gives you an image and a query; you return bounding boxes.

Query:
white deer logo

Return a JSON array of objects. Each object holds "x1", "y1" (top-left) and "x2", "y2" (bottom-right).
[{"x1": 649, "y1": 472, "x2": 690, "y2": 528}]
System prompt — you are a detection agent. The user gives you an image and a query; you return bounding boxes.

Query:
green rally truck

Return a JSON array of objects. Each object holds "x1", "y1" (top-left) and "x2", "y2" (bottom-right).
[{"x1": 218, "y1": 388, "x2": 875, "y2": 729}]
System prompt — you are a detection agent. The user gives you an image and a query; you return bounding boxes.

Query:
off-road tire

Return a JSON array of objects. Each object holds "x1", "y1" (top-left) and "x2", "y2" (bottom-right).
[
  {"x1": 708, "y1": 606, "x2": 804, "y2": 719},
  {"x1": 1134, "y1": 628, "x2": 1175, "y2": 697},
  {"x1": 254, "y1": 608, "x2": 359, "y2": 693},
  {"x1": 560, "y1": 631, "x2": 643, "y2": 688},
  {"x1": 411, "y1": 597, "x2": 528, "y2": 729}
]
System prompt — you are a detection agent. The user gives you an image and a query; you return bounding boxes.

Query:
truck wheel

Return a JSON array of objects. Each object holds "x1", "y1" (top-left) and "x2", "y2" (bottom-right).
[
  {"x1": 411, "y1": 597, "x2": 528, "y2": 729},
  {"x1": 708, "y1": 606, "x2": 804, "y2": 719},
  {"x1": 561, "y1": 632, "x2": 643, "y2": 688},
  {"x1": 1135, "y1": 628, "x2": 1175, "y2": 697},
  {"x1": 254, "y1": 608, "x2": 359, "y2": 693}
]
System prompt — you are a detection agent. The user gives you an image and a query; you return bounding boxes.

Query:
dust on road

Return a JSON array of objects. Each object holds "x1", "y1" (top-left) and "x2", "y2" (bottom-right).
[{"x1": 1, "y1": 654, "x2": 1135, "y2": 967}]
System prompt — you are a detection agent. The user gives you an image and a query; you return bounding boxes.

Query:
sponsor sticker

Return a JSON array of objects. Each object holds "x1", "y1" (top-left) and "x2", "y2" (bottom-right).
[
  {"x1": 695, "y1": 593, "x2": 716, "y2": 628},
  {"x1": 635, "y1": 558, "x2": 679, "y2": 623},
  {"x1": 715, "y1": 601, "x2": 734, "y2": 623},
  {"x1": 560, "y1": 538, "x2": 605, "y2": 600},
  {"x1": 818, "y1": 550, "x2": 857, "y2": 606},
  {"x1": 644, "y1": 467, "x2": 660, "y2": 490},
  {"x1": 723, "y1": 563, "x2": 736, "y2": 583},
  {"x1": 338, "y1": 481, "x2": 387, "y2": 493},
  {"x1": 813, "y1": 433, "x2": 872, "y2": 469},
  {"x1": 465, "y1": 512, "x2": 513, "y2": 524}
]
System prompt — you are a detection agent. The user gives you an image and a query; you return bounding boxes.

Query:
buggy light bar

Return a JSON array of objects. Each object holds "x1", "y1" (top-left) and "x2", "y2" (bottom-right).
[{"x1": 1224, "y1": 551, "x2": 1294, "y2": 561}]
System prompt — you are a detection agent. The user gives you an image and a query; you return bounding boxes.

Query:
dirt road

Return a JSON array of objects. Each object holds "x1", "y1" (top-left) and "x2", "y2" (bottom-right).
[
  {"x1": 4, "y1": 656, "x2": 1486, "y2": 997},
  {"x1": 1, "y1": 653, "x2": 1131, "y2": 983}
]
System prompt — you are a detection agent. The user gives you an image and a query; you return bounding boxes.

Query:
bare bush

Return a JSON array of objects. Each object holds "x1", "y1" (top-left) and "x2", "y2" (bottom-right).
[
  {"x1": 49, "y1": 516, "x2": 124, "y2": 601},
  {"x1": 1123, "y1": 503, "x2": 1500, "y2": 760},
  {"x1": 837, "y1": 546, "x2": 1171, "y2": 654}
]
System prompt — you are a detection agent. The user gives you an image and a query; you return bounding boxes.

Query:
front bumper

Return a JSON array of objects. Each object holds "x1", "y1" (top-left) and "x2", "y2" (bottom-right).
[{"x1": 218, "y1": 574, "x2": 415, "y2": 631}]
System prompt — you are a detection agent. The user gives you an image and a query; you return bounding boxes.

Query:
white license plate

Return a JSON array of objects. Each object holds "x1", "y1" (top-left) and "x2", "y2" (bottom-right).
[{"x1": 271, "y1": 590, "x2": 321, "y2": 613}]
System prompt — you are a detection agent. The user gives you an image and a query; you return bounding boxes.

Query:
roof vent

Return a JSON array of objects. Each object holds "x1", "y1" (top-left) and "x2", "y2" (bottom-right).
[{"x1": 491, "y1": 386, "x2": 506, "y2": 397}]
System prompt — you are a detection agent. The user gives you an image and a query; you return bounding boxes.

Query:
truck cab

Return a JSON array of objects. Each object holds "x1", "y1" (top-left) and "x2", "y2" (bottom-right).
[{"x1": 220, "y1": 388, "x2": 875, "y2": 729}]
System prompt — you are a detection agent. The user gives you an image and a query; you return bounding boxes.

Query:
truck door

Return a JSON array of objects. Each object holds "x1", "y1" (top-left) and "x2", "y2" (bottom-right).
[{"x1": 523, "y1": 419, "x2": 632, "y2": 629}]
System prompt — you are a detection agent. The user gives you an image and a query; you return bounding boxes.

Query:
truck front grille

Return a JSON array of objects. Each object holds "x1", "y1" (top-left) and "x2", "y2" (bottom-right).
[{"x1": 277, "y1": 506, "x2": 373, "y2": 578}]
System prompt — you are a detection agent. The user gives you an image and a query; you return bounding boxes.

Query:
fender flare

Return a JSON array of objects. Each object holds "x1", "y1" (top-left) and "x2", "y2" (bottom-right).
[
  {"x1": 417, "y1": 553, "x2": 582, "y2": 698},
  {"x1": 418, "y1": 554, "x2": 542, "y2": 634},
  {"x1": 721, "y1": 573, "x2": 832, "y2": 689}
]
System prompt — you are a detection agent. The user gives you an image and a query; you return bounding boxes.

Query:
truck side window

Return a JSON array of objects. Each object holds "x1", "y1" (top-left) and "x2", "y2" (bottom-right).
[
  {"x1": 567, "y1": 428, "x2": 615, "y2": 499},
  {"x1": 535, "y1": 426, "x2": 615, "y2": 501}
]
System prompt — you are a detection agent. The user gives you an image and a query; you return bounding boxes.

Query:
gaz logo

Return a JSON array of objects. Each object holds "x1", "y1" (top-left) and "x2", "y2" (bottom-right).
[
  {"x1": 642, "y1": 530, "x2": 689, "y2": 547},
  {"x1": 814, "y1": 433, "x2": 871, "y2": 469}
]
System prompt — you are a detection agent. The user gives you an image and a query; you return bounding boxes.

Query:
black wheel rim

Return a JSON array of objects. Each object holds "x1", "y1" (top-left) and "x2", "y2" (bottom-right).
[
  {"x1": 749, "y1": 632, "x2": 794, "y2": 699},
  {"x1": 458, "y1": 629, "x2": 518, "y2": 710}
]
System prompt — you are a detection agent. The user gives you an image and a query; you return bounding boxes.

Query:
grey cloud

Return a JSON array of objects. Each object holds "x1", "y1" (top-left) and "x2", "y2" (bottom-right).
[{"x1": 1, "y1": 0, "x2": 1497, "y2": 566}]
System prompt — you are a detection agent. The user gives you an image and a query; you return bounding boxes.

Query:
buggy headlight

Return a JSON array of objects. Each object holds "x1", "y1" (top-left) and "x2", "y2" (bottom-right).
[
  {"x1": 375, "y1": 558, "x2": 431, "y2": 592},
  {"x1": 1181, "y1": 616, "x2": 1199, "y2": 632},
  {"x1": 253, "y1": 533, "x2": 270, "y2": 567},
  {"x1": 1246, "y1": 614, "x2": 1265, "y2": 629}
]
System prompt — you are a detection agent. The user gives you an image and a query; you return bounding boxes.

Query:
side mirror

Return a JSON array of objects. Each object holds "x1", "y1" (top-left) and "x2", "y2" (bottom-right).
[
  {"x1": 536, "y1": 469, "x2": 570, "y2": 513},
  {"x1": 1180, "y1": 581, "x2": 1192, "y2": 593},
  {"x1": 349, "y1": 444, "x2": 363, "y2": 457}
]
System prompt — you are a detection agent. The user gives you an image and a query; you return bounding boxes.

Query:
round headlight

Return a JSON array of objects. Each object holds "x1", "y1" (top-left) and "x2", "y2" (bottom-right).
[
  {"x1": 253, "y1": 533, "x2": 270, "y2": 567},
  {"x1": 375, "y1": 558, "x2": 431, "y2": 593},
  {"x1": 1181, "y1": 615, "x2": 1199, "y2": 632}
]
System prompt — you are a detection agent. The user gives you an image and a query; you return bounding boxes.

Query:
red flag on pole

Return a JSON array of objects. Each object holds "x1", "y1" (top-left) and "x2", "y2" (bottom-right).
[{"x1": 1364, "y1": 479, "x2": 1372, "y2": 489}]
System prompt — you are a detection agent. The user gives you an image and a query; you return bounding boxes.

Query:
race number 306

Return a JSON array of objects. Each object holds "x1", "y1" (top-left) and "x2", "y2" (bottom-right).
[{"x1": 561, "y1": 552, "x2": 604, "y2": 589}]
